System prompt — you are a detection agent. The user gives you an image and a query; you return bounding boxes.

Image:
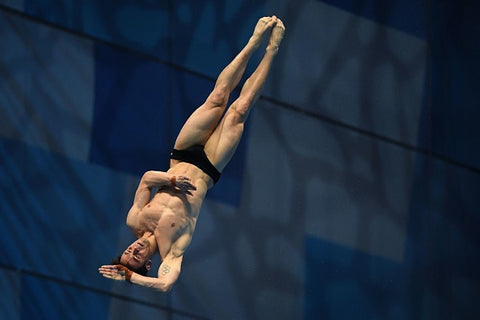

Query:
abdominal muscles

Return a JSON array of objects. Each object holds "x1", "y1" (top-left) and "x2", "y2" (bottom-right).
[{"x1": 136, "y1": 191, "x2": 196, "y2": 256}]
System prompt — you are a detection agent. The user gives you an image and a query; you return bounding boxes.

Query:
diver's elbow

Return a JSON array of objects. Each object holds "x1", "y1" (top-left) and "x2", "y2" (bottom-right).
[{"x1": 156, "y1": 281, "x2": 174, "y2": 292}]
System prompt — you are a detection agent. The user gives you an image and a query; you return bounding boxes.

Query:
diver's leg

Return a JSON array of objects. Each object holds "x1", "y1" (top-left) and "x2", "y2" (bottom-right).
[
  {"x1": 173, "y1": 17, "x2": 277, "y2": 150},
  {"x1": 205, "y1": 18, "x2": 285, "y2": 171}
]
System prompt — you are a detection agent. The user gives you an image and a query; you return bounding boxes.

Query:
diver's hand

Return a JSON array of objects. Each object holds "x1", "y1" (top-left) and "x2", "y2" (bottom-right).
[
  {"x1": 98, "y1": 264, "x2": 133, "y2": 282},
  {"x1": 171, "y1": 175, "x2": 197, "y2": 193}
]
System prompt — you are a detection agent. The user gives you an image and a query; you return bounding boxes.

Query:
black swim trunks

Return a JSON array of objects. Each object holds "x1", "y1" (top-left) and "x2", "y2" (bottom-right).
[{"x1": 170, "y1": 145, "x2": 221, "y2": 184}]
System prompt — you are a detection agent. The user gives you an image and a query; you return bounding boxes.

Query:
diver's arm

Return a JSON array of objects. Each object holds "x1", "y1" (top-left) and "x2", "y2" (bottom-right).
[
  {"x1": 142, "y1": 170, "x2": 197, "y2": 192},
  {"x1": 130, "y1": 255, "x2": 182, "y2": 292}
]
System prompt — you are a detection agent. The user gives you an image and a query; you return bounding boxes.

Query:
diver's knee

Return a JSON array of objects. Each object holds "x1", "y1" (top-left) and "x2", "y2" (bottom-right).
[{"x1": 208, "y1": 87, "x2": 229, "y2": 107}]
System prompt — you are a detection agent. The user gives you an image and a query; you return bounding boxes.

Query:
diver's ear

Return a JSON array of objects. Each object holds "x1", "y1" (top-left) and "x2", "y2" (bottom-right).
[{"x1": 146, "y1": 259, "x2": 152, "y2": 270}]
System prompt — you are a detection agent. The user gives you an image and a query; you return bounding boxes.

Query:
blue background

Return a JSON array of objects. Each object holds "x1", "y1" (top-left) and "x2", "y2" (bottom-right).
[{"x1": 0, "y1": 0, "x2": 479, "y2": 319}]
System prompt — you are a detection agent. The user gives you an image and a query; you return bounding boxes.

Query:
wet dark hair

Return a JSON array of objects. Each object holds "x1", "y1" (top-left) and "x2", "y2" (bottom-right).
[{"x1": 111, "y1": 256, "x2": 149, "y2": 276}]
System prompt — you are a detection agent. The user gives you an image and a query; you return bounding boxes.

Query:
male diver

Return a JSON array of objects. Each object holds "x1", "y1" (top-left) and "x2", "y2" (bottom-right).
[{"x1": 98, "y1": 16, "x2": 285, "y2": 291}]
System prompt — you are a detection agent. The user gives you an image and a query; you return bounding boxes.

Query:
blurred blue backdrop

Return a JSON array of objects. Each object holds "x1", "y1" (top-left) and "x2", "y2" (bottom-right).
[{"x1": 0, "y1": 0, "x2": 479, "y2": 319}]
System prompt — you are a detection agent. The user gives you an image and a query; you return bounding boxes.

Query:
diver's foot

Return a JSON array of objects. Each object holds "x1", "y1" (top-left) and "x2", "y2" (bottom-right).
[
  {"x1": 250, "y1": 16, "x2": 277, "y2": 48},
  {"x1": 267, "y1": 17, "x2": 285, "y2": 52}
]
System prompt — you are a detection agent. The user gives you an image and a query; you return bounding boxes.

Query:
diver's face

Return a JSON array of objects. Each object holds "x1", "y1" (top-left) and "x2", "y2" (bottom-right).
[{"x1": 120, "y1": 238, "x2": 151, "y2": 269}]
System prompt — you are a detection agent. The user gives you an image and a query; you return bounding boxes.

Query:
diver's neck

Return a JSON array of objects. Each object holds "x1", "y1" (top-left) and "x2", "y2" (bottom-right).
[{"x1": 142, "y1": 232, "x2": 157, "y2": 252}]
